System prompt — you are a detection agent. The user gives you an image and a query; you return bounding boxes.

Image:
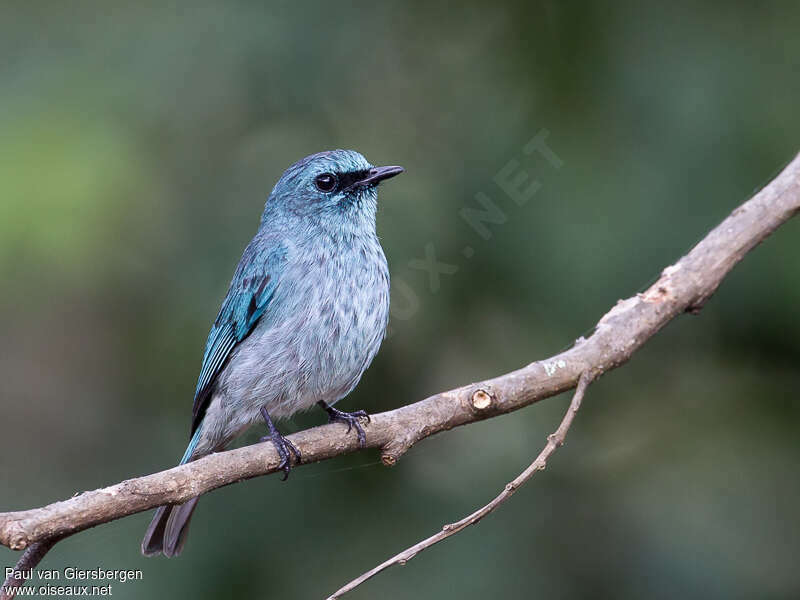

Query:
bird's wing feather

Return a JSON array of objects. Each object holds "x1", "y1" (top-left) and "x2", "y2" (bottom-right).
[{"x1": 190, "y1": 240, "x2": 287, "y2": 435}]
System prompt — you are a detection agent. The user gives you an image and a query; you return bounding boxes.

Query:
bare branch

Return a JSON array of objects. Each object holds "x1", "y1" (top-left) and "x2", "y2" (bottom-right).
[
  {"x1": 1, "y1": 537, "x2": 62, "y2": 600},
  {"x1": 0, "y1": 153, "x2": 799, "y2": 585},
  {"x1": 327, "y1": 371, "x2": 595, "y2": 600}
]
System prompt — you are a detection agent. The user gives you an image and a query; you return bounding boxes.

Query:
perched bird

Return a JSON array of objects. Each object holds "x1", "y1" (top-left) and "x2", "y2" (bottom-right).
[{"x1": 142, "y1": 149, "x2": 403, "y2": 557}]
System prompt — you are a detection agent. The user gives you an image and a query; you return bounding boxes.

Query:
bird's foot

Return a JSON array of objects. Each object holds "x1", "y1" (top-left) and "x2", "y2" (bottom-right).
[
  {"x1": 260, "y1": 407, "x2": 301, "y2": 481},
  {"x1": 318, "y1": 401, "x2": 370, "y2": 448}
]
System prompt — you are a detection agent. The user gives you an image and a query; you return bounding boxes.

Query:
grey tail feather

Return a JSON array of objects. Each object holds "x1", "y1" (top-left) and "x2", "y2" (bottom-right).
[
  {"x1": 141, "y1": 505, "x2": 170, "y2": 556},
  {"x1": 141, "y1": 497, "x2": 200, "y2": 557},
  {"x1": 141, "y1": 427, "x2": 205, "y2": 557}
]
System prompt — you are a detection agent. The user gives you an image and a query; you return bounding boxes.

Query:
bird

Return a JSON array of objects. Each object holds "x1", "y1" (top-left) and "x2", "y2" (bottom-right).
[{"x1": 141, "y1": 149, "x2": 403, "y2": 557}]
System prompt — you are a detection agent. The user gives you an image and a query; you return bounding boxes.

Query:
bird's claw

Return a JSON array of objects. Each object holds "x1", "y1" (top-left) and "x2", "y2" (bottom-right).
[
  {"x1": 260, "y1": 406, "x2": 301, "y2": 481},
  {"x1": 325, "y1": 407, "x2": 370, "y2": 448},
  {"x1": 260, "y1": 432, "x2": 301, "y2": 481}
]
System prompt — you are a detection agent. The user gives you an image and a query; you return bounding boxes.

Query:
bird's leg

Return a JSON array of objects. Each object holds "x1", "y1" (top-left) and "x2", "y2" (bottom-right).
[
  {"x1": 318, "y1": 400, "x2": 370, "y2": 448},
  {"x1": 259, "y1": 406, "x2": 301, "y2": 481}
]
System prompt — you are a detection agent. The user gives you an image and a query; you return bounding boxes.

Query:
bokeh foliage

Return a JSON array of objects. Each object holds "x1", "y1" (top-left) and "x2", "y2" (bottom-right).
[{"x1": 1, "y1": 2, "x2": 799, "y2": 598}]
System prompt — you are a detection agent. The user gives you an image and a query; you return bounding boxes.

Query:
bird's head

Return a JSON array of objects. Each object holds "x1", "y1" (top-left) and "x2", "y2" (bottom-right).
[{"x1": 262, "y1": 149, "x2": 403, "y2": 236}]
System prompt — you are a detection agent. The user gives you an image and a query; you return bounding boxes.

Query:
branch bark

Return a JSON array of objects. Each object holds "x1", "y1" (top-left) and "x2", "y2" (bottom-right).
[
  {"x1": 0, "y1": 536, "x2": 62, "y2": 600},
  {"x1": 1, "y1": 153, "x2": 799, "y2": 587}
]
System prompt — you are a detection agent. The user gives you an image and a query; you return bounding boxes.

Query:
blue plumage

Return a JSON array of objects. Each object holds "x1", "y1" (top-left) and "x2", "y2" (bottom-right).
[
  {"x1": 191, "y1": 243, "x2": 285, "y2": 435},
  {"x1": 142, "y1": 150, "x2": 403, "y2": 557}
]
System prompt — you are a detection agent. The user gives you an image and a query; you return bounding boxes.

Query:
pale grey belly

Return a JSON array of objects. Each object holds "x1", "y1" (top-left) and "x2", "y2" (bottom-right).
[{"x1": 192, "y1": 289, "x2": 388, "y2": 455}]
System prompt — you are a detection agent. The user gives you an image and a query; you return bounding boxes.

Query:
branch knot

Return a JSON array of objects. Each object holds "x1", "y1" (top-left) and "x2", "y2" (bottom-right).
[{"x1": 469, "y1": 388, "x2": 495, "y2": 413}]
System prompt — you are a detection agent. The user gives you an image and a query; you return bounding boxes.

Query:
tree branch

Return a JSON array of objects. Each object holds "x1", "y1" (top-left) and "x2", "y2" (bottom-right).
[
  {"x1": 327, "y1": 371, "x2": 595, "y2": 600},
  {"x1": 1, "y1": 153, "x2": 799, "y2": 587},
  {"x1": 1, "y1": 537, "x2": 62, "y2": 600}
]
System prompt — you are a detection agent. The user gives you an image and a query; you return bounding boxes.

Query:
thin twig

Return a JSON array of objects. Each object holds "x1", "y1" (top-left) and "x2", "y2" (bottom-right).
[
  {"x1": 1, "y1": 537, "x2": 62, "y2": 600},
  {"x1": 326, "y1": 371, "x2": 594, "y2": 600}
]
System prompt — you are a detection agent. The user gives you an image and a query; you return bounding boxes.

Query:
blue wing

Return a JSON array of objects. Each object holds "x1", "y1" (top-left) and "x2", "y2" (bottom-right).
[{"x1": 190, "y1": 240, "x2": 286, "y2": 435}]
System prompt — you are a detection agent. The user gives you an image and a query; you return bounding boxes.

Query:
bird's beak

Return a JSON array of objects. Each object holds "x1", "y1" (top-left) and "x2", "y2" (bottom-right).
[{"x1": 357, "y1": 165, "x2": 405, "y2": 187}]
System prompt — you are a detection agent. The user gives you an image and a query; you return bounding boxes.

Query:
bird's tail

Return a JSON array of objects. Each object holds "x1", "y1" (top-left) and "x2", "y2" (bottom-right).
[{"x1": 141, "y1": 428, "x2": 203, "y2": 557}]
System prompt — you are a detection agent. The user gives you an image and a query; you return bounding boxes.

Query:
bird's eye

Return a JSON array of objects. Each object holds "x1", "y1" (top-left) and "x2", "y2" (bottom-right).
[{"x1": 314, "y1": 173, "x2": 337, "y2": 192}]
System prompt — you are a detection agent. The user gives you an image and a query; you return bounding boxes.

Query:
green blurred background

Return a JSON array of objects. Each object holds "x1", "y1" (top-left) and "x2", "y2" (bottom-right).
[{"x1": 2, "y1": 1, "x2": 799, "y2": 598}]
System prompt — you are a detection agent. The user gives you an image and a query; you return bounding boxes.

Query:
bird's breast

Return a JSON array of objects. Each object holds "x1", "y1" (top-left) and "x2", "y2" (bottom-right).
[
  {"x1": 295, "y1": 239, "x2": 389, "y2": 353},
  {"x1": 212, "y1": 236, "x2": 389, "y2": 423},
  {"x1": 263, "y1": 237, "x2": 389, "y2": 406}
]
